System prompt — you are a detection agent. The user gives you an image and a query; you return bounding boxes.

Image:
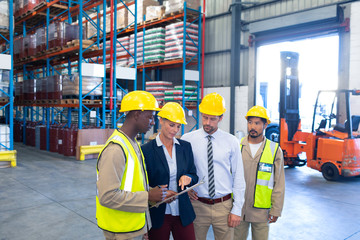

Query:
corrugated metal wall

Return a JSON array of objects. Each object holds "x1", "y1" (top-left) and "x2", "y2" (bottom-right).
[
  {"x1": 204, "y1": 0, "x2": 349, "y2": 88},
  {"x1": 245, "y1": 0, "x2": 340, "y2": 22}
]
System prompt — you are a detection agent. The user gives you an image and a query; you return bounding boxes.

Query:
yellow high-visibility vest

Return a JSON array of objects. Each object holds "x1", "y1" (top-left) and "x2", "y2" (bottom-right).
[
  {"x1": 241, "y1": 138, "x2": 279, "y2": 209},
  {"x1": 96, "y1": 130, "x2": 149, "y2": 233}
]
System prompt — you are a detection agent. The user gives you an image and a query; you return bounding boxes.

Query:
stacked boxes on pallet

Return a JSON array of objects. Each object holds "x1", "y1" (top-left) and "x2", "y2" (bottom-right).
[
  {"x1": 129, "y1": 31, "x2": 144, "y2": 65},
  {"x1": 129, "y1": 27, "x2": 165, "y2": 65},
  {"x1": 164, "y1": 85, "x2": 197, "y2": 102},
  {"x1": 116, "y1": 36, "x2": 130, "y2": 67},
  {"x1": 165, "y1": 21, "x2": 198, "y2": 60},
  {"x1": 99, "y1": 36, "x2": 130, "y2": 67},
  {"x1": 144, "y1": 27, "x2": 165, "y2": 63},
  {"x1": 0, "y1": 0, "x2": 9, "y2": 30},
  {"x1": 145, "y1": 81, "x2": 173, "y2": 106},
  {"x1": 62, "y1": 74, "x2": 102, "y2": 98},
  {"x1": 166, "y1": 0, "x2": 200, "y2": 14},
  {"x1": 128, "y1": 0, "x2": 159, "y2": 25},
  {"x1": 145, "y1": 5, "x2": 165, "y2": 21}
]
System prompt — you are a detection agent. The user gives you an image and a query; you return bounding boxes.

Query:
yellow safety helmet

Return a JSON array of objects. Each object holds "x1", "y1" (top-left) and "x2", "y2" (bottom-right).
[
  {"x1": 245, "y1": 105, "x2": 271, "y2": 124},
  {"x1": 158, "y1": 102, "x2": 187, "y2": 125},
  {"x1": 119, "y1": 90, "x2": 160, "y2": 112},
  {"x1": 199, "y1": 92, "x2": 226, "y2": 116}
]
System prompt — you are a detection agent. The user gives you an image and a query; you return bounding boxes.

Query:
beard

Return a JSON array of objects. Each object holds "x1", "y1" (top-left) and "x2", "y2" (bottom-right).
[{"x1": 249, "y1": 130, "x2": 261, "y2": 138}]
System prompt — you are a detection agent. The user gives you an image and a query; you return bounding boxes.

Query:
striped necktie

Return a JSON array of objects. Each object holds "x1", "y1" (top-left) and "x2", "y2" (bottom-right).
[{"x1": 207, "y1": 135, "x2": 215, "y2": 198}]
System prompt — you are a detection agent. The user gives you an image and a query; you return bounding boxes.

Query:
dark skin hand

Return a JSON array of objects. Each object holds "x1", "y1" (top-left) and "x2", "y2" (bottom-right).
[
  {"x1": 164, "y1": 190, "x2": 177, "y2": 203},
  {"x1": 148, "y1": 184, "x2": 168, "y2": 202},
  {"x1": 268, "y1": 215, "x2": 278, "y2": 223},
  {"x1": 187, "y1": 189, "x2": 198, "y2": 200}
]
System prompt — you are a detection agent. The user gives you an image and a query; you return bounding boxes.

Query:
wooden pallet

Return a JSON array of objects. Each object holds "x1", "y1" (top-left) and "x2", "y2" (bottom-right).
[
  {"x1": 144, "y1": 59, "x2": 164, "y2": 65},
  {"x1": 0, "y1": 27, "x2": 9, "y2": 33},
  {"x1": 82, "y1": 99, "x2": 102, "y2": 104},
  {"x1": 65, "y1": 39, "x2": 98, "y2": 50},
  {"x1": 63, "y1": 99, "x2": 79, "y2": 104}
]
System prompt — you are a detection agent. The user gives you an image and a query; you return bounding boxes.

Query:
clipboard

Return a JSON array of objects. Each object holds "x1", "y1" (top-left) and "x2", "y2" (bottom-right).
[{"x1": 150, "y1": 179, "x2": 205, "y2": 208}]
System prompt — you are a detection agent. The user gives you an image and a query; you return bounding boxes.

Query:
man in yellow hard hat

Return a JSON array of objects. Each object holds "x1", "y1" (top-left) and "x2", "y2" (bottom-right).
[
  {"x1": 181, "y1": 92, "x2": 246, "y2": 240},
  {"x1": 96, "y1": 91, "x2": 172, "y2": 240},
  {"x1": 234, "y1": 105, "x2": 285, "y2": 240}
]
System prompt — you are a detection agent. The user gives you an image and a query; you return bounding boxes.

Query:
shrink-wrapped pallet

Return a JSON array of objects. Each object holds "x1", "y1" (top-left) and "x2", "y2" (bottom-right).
[
  {"x1": 14, "y1": 82, "x2": 23, "y2": 102},
  {"x1": 15, "y1": 0, "x2": 24, "y2": 18},
  {"x1": 129, "y1": 27, "x2": 165, "y2": 64},
  {"x1": 164, "y1": 85, "x2": 197, "y2": 102},
  {"x1": 165, "y1": 21, "x2": 198, "y2": 60},
  {"x1": 47, "y1": 75, "x2": 63, "y2": 99},
  {"x1": 145, "y1": 81, "x2": 173, "y2": 104},
  {"x1": 65, "y1": 24, "x2": 86, "y2": 43},
  {"x1": 23, "y1": 78, "x2": 37, "y2": 101},
  {"x1": 116, "y1": 36, "x2": 130, "y2": 66},
  {"x1": 0, "y1": 124, "x2": 10, "y2": 151},
  {"x1": 28, "y1": 33, "x2": 37, "y2": 56},
  {"x1": 145, "y1": 5, "x2": 165, "y2": 21},
  {"x1": 87, "y1": 12, "x2": 99, "y2": 39},
  {"x1": 62, "y1": 74, "x2": 103, "y2": 97},
  {"x1": 49, "y1": 22, "x2": 68, "y2": 48},
  {"x1": 0, "y1": 0, "x2": 9, "y2": 29},
  {"x1": 36, "y1": 27, "x2": 46, "y2": 52},
  {"x1": 117, "y1": 7, "x2": 128, "y2": 29},
  {"x1": 128, "y1": 32, "x2": 144, "y2": 64},
  {"x1": 35, "y1": 77, "x2": 42, "y2": 100},
  {"x1": 166, "y1": 0, "x2": 200, "y2": 14},
  {"x1": 128, "y1": 0, "x2": 159, "y2": 25},
  {"x1": 0, "y1": 70, "x2": 9, "y2": 99}
]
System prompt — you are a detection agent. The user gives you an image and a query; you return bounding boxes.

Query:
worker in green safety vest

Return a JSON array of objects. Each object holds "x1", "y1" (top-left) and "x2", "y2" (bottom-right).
[
  {"x1": 96, "y1": 91, "x2": 175, "y2": 240},
  {"x1": 234, "y1": 106, "x2": 285, "y2": 240}
]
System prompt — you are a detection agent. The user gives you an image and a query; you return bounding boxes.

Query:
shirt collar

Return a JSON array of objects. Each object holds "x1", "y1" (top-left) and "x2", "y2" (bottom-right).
[
  {"x1": 156, "y1": 133, "x2": 180, "y2": 147},
  {"x1": 201, "y1": 127, "x2": 220, "y2": 139}
]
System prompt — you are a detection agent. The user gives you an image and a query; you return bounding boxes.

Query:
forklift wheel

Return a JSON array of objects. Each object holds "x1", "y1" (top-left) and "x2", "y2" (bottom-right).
[{"x1": 321, "y1": 163, "x2": 340, "y2": 181}]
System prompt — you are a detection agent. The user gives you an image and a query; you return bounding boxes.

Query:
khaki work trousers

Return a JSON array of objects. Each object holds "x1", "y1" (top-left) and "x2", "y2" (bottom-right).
[
  {"x1": 234, "y1": 221, "x2": 269, "y2": 240},
  {"x1": 191, "y1": 199, "x2": 234, "y2": 240}
]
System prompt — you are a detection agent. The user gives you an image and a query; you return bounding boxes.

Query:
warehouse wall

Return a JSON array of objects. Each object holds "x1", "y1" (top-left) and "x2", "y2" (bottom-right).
[
  {"x1": 349, "y1": 1, "x2": 360, "y2": 115},
  {"x1": 203, "y1": 0, "x2": 359, "y2": 133}
]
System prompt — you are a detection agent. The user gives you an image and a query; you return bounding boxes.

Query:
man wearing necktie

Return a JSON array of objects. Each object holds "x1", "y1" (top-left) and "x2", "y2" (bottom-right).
[{"x1": 181, "y1": 92, "x2": 246, "y2": 240}]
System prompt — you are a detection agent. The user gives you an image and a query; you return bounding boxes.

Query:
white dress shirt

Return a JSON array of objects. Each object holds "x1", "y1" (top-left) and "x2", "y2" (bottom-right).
[
  {"x1": 181, "y1": 128, "x2": 246, "y2": 216},
  {"x1": 156, "y1": 134, "x2": 180, "y2": 216}
]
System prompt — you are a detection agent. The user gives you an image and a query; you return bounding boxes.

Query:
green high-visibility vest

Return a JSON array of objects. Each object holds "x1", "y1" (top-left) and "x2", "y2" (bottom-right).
[
  {"x1": 241, "y1": 137, "x2": 279, "y2": 209},
  {"x1": 96, "y1": 130, "x2": 149, "y2": 233}
]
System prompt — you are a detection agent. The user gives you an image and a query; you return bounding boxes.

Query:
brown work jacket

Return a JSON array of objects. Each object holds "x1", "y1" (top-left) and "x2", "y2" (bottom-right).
[
  {"x1": 240, "y1": 136, "x2": 285, "y2": 223},
  {"x1": 96, "y1": 130, "x2": 151, "y2": 239}
]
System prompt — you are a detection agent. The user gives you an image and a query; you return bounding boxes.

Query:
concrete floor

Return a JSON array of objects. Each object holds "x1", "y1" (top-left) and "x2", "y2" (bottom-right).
[{"x1": 1, "y1": 143, "x2": 360, "y2": 240}]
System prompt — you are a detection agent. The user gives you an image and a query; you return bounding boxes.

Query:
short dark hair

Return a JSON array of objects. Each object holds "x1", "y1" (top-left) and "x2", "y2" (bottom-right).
[{"x1": 247, "y1": 116, "x2": 267, "y2": 124}]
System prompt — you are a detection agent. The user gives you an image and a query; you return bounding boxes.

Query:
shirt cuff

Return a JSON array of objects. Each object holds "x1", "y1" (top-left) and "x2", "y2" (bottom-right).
[{"x1": 230, "y1": 204, "x2": 242, "y2": 217}]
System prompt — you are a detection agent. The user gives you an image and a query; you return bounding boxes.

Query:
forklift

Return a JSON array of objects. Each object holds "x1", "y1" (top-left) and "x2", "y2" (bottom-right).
[{"x1": 265, "y1": 51, "x2": 360, "y2": 181}]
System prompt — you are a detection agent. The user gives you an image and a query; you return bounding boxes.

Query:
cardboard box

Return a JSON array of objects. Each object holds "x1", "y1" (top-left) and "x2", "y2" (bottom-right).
[{"x1": 75, "y1": 128, "x2": 114, "y2": 160}]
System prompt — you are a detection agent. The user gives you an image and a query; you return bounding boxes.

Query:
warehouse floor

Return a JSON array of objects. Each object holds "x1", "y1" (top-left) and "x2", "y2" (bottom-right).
[{"x1": 1, "y1": 143, "x2": 360, "y2": 240}]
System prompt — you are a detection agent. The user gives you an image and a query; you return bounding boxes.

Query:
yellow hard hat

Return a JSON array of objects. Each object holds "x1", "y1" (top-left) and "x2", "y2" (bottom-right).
[
  {"x1": 199, "y1": 92, "x2": 226, "y2": 116},
  {"x1": 245, "y1": 105, "x2": 271, "y2": 124},
  {"x1": 158, "y1": 102, "x2": 187, "y2": 125},
  {"x1": 119, "y1": 90, "x2": 160, "y2": 112}
]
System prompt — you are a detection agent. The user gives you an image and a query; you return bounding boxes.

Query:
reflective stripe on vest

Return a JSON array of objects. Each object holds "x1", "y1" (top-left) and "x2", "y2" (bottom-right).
[
  {"x1": 240, "y1": 137, "x2": 278, "y2": 209},
  {"x1": 96, "y1": 130, "x2": 147, "y2": 233}
]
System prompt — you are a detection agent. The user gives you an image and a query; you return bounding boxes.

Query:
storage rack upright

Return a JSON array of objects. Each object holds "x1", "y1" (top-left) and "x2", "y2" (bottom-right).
[
  {"x1": 13, "y1": 0, "x2": 114, "y2": 151},
  {"x1": 112, "y1": 1, "x2": 203, "y2": 134},
  {"x1": 0, "y1": 0, "x2": 16, "y2": 166}
]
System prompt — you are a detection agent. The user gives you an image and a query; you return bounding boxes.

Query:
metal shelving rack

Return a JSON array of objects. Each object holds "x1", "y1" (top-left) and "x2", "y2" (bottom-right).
[
  {"x1": 136, "y1": 2, "x2": 202, "y2": 134},
  {"x1": 0, "y1": 0, "x2": 16, "y2": 166},
  {"x1": 13, "y1": 0, "x2": 114, "y2": 150}
]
